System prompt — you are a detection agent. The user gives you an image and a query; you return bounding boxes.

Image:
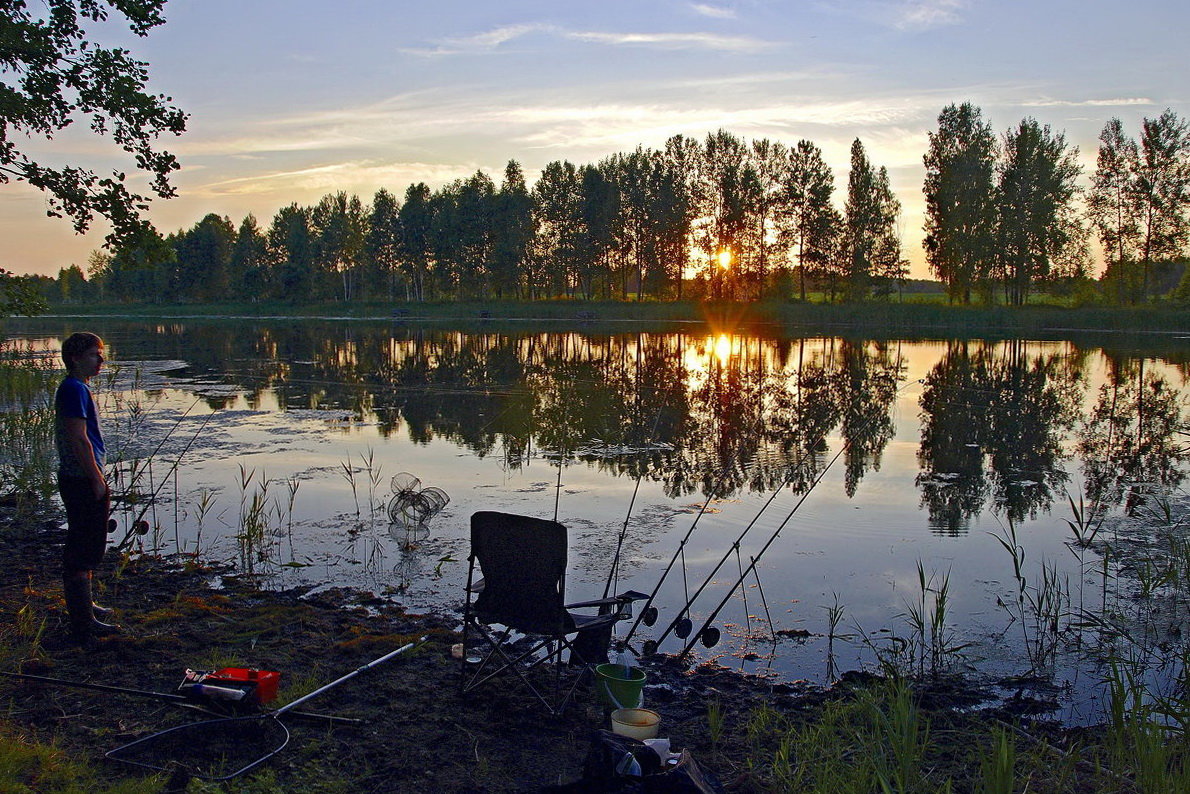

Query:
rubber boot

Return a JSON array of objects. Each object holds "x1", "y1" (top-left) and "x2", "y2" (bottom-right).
[{"x1": 64, "y1": 576, "x2": 120, "y2": 643}]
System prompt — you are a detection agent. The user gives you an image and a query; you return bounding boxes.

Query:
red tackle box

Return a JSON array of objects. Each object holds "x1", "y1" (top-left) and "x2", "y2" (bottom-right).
[{"x1": 208, "y1": 668, "x2": 280, "y2": 704}]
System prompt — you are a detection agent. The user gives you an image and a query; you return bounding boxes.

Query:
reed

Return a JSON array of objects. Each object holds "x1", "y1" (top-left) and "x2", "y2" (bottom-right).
[
  {"x1": 0, "y1": 345, "x2": 58, "y2": 508},
  {"x1": 707, "y1": 695, "x2": 725, "y2": 747},
  {"x1": 235, "y1": 465, "x2": 275, "y2": 573},
  {"x1": 977, "y1": 727, "x2": 1015, "y2": 794},
  {"x1": 991, "y1": 519, "x2": 1070, "y2": 673},
  {"x1": 189, "y1": 487, "x2": 219, "y2": 558}
]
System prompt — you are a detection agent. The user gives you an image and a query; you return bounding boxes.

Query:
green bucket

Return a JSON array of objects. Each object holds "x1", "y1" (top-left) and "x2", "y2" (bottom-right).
[{"x1": 594, "y1": 664, "x2": 646, "y2": 709}]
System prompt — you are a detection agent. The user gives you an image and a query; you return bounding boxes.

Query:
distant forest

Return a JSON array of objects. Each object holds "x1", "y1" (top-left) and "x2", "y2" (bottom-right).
[{"x1": 30, "y1": 103, "x2": 1190, "y2": 307}]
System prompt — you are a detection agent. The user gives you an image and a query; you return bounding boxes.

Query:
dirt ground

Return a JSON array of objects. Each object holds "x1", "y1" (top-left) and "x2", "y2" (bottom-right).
[{"x1": 0, "y1": 501, "x2": 818, "y2": 793}]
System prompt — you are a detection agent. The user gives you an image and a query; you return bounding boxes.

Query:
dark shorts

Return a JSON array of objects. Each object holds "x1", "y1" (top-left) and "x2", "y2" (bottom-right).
[{"x1": 58, "y1": 475, "x2": 110, "y2": 574}]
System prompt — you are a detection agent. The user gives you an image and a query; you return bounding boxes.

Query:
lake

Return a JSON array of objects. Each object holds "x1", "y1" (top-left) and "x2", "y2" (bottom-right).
[{"x1": 4, "y1": 315, "x2": 1188, "y2": 723}]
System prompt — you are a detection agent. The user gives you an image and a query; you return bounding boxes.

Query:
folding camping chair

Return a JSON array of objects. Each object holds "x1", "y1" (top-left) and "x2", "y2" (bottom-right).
[{"x1": 460, "y1": 511, "x2": 642, "y2": 714}]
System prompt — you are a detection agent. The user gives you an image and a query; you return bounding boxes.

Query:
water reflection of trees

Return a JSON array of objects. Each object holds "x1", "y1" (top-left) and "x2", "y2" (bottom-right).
[
  {"x1": 917, "y1": 340, "x2": 1084, "y2": 534},
  {"x1": 1079, "y1": 357, "x2": 1188, "y2": 514},
  {"x1": 123, "y1": 324, "x2": 911, "y2": 503}
]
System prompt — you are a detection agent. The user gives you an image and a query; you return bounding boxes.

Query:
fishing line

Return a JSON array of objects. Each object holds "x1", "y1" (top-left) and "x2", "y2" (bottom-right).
[
  {"x1": 601, "y1": 400, "x2": 666, "y2": 600},
  {"x1": 751, "y1": 556, "x2": 776, "y2": 640},
  {"x1": 116, "y1": 404, "x2": 222, "y2": 549}
]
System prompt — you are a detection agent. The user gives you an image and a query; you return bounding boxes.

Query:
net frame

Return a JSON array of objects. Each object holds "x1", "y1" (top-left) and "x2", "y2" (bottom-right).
[{"x1": 106, "y1": 637, "x2": 426, "y2": 781}]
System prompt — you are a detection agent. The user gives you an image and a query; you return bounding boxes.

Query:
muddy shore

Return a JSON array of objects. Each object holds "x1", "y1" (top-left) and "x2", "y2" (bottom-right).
[{"x1": 0, "y1": 502, "x2": 1091, "y2": 792}]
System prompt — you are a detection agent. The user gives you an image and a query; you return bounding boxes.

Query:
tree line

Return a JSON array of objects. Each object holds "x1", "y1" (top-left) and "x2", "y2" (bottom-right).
[{"x1": 30, "y1": 105, "x2": 1190, "y2": 307}]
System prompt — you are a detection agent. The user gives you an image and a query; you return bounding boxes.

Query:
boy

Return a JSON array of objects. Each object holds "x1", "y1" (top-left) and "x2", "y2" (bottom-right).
[{"x1": 55, "y1": 332, "x2": 120, "y2": 643}]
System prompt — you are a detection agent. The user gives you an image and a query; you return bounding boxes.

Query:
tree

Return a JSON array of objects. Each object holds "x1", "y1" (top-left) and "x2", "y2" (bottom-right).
[
  {"x1": 490, "y1": 161, "x2": 533, "y2": 298},
  {"x1": 995, "y1": 119, "x2": 1082, "y2": 305},
  {"x1": 365, "y1": 188, "x2": 402, "y2": 301},
  {"x1": 869, "y1": 166, "x2": 908, "y2": 296},
  {"x1": 0, "y1": 268, "x2": 46, "y2": 314},
  {"x1": 577, "y1": 162, "x2": 619, "y2": 299},
  {"x1": 1, "y1": 0, "x2": 187, "y2": 244},
  {"x1": 231, "y1": 214, "x2": 268, "y2": 300},
  {"x1": 746, "y1": 138, "x2": 789, "y2": 299},
  {"x1": 699, "y1": 130, "x2": 750, "y2": 299},
  {"x1": 1088, "y1": 118, "x2": 1141, "y2": 284},
  {"x1": 310, "y1": 192, "x2": 365, "y2": 301},
  {"x1": 54, "y1": 263, "x2": 89, "y2": 303},
  {"x1": 532, "y1": 160, "x2": 582, "y2": 298},
  {"x1": 659, "y1": 135, "x2": 701, "y2": 300},
  {"x1": 267, "y1": 204, "x2": 314, "y2": 302},
  {"x1": 922, "y1": 103, "x2": 996, "y2": 304},
  {"x1": 779, "y1": 139, "x2": 838, "y2": 301},
  {"x1": 171, "y1": 213, "x2": 234, "y2": 301},
  {"x1": 397, "y1": 183, "x2": 433, "y2": 301},
  {"x1": 843, "y1": 139, "x2": 881, "y2": 300},
  {"x1": 105, "y1": 223, "x2": 172, "y2": 301},
  {"x1": 1134, "y1": 110, "x2": 1190, "y2": 297}
]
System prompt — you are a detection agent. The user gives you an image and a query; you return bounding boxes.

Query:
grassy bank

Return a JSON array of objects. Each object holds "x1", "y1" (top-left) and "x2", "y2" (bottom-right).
[{"x1": 33, "y1": 299, "x2": 1190, "y2": 337}]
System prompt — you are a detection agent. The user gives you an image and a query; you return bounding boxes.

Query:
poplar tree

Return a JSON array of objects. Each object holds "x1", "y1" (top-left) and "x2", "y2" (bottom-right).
[
  {"x1": 532, "y1": 160, "x2": 582, "y2": 298},
  {"x1": 1088, "y1": 118, "x2": 1141, "y2": 274},
  {"x1": 311, "y1": 192, "x2": 366, "y2": 301},
  {"x1": 267, "y1": 204, "x2": 314, "y2": 302},
  {"x1": 779, "y1": 140, "x2": 838, "y2": 302},
  {"x1": 397, "y1": 183, "x2": 433, "y2": 301},
  {"x1": 995, "y1": 119, "x2": 1081, "y2": 306},
  {"x1": 844, "y1": 139, "x2": 881, "y2": 301},
  {"x1": 922, "y1": 103, "x2": 996, "y2": 304},
  {"x1": 1134, "y1": 110, "x2": 1190, "y2": 297},
  {"x1": 490, "y1": 161, "x2": 533, "y2": 299},
  {"x1": 232, "y1": 214, "x2": 268, "y2": 300},
  {"x1": 366, "y1": 188, "x2": 402, "y2": 301}
]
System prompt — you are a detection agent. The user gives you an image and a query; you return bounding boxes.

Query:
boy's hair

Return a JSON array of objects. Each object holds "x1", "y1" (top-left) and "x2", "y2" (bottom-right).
[{"x1": 62, "y1": 332, "x2": 103, "y2": 369}]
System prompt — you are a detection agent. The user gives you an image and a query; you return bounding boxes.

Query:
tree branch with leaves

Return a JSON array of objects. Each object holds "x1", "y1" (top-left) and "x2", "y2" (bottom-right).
[{"x1": 1, "y1": 0, "x2": 187, "y2": 247}]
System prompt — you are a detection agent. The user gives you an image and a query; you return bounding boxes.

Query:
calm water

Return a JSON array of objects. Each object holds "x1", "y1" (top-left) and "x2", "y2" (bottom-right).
[{"x1": 5, "y1": 317, "x2": 1188, "y2": 721}]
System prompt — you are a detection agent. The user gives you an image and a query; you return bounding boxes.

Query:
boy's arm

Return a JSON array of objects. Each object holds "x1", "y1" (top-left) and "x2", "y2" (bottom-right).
[{"x1": 63, "y1": 417, "x2": 107, "y2": 500}]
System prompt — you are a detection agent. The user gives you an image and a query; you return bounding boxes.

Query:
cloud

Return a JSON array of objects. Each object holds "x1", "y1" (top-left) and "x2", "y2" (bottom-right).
[
  {"x1": 1021, "y1": 97, "x2": 1154, "y2": 108},
  {"x1": 397, "y1": 24, "x2": 554, "y2": 56},
  {"x1": 565, "y1": 30, "x2": 773, "y2": 52},
  {"x1": 196, "y1": 160, "x2": 478, "y2": 199},
  {"x1": 691, "y1": 3, "x2": 737, "y2": 19},
  {"x1": 401, "y1": 22, "x2": 769, "y2": 56},
  {"x1": 893, "y1": 0, "x2": 968, "y2": 31},
  {"x1": 447, "y1": 23, "x2": 554, "y2": 49}
]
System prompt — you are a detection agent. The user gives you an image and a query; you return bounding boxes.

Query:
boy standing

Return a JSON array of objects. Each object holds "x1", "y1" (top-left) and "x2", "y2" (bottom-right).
[{"x1": 55, "y1": 332, "x2": 120, "y2": 643}]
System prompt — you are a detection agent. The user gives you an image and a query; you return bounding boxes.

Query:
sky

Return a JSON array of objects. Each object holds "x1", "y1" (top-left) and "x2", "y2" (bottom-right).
[{"x1": 3, "y1": 0, "x2": 1187, "y2": 280}]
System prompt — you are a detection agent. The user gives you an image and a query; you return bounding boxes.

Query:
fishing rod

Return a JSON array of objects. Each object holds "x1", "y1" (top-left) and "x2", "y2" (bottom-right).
[
  {"x1": 636, "y1": 429, "x2": 836, "y2": 652},
  {"x1": 620, "y1": 412, "x2": 776, "y2": 648},
  {"x1": 0, "y1": 671, "x2": 360, "y2": 724},
  {"x1": 676, "y1": 371, "x2": 916, "y2": 658},
  {"x1": 115, "y1": 402, "x2": 222, "y2": 550},
  {"x1": 637, "y1": 366, "x2": 914, "y2": 654}
]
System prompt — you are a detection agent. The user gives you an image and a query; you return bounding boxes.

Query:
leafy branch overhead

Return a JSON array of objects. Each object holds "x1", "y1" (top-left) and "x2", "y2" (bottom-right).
[{"x1": 0, "y1": 0, "x2": 187, "y2": 244}]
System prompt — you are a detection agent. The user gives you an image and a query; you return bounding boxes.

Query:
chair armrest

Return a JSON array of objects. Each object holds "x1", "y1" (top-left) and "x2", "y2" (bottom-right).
[
  {"x1": 565, "y1": 596, "x2": 620, "y2": 610},
  {"x1": 566, "y1": 590, "x2": 649, "y2": 609}
]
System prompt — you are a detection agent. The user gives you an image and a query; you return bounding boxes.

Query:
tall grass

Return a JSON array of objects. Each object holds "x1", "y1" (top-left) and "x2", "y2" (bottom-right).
[{"x1": 0, "y1": 344, "x2": 59, "y2": 508}]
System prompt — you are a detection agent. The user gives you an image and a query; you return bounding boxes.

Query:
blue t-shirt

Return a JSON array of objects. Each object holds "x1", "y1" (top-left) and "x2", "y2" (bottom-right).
[{"x1": 55, "y1": 376, "x2": 105, "y2": 477}]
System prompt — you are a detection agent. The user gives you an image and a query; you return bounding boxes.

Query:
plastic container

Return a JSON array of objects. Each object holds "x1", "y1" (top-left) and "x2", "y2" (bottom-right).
[
  {"x1": 209, "y1": 668, "x2": 280, "y2": 704},
  {"x1": 610, "y1": 708, "x2": 661, "y2": 740},
  {"x1": 594, "y1": 663, "x2": 646, "y2": 709}
]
